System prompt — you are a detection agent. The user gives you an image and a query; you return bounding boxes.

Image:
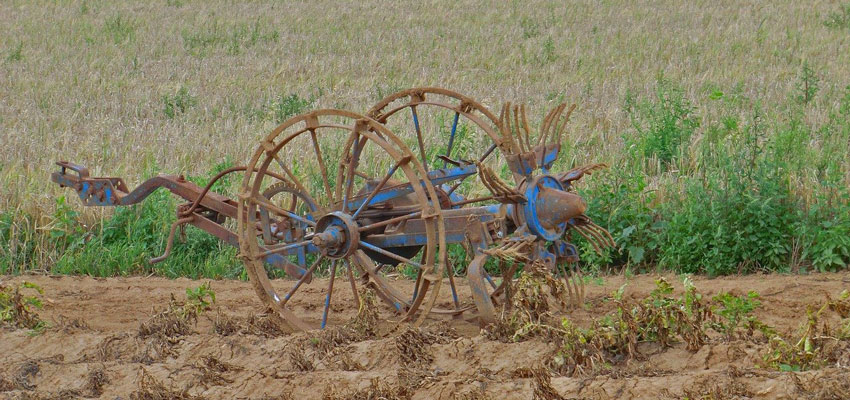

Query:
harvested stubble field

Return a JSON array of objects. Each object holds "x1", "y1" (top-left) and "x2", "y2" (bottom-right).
[{"x1": 1, "y1": 273, "x2": 850, "y2": 399}]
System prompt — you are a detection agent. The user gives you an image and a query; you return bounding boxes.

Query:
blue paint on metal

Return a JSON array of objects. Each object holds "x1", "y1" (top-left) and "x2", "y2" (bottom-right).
[
  {"x1": 450, "y1": 282, "x2": 459, "y2": 304},
  {"x1": 484, "y1": 273, "x2": 496, "y2": 289},
  {"x1": 411, "y1": 282, "x2": 420, "y2": 303},
  {"x1": 523, "y1": 175, "x2": 566, "y2": 241},
  {"x1": 345, "y1": 164, "x2": 477, "y2": 211},
  {"x1": 444, "y1": 112, "x2": 460, "y2": 167},
  {"x1": 321, "y1": 293, "x2": 331, "y2": 329}
]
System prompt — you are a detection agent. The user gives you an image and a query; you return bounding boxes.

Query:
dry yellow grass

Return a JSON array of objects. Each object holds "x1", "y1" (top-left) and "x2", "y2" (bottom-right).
[{"x1": 1, "y1": 0, "x2": 848, "y2": 223}]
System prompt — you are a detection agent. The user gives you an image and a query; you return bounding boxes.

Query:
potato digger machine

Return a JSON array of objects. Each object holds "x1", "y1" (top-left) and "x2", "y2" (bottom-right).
[{"x1": 52, "y1": 88, "x2": 614, "y2": 331}]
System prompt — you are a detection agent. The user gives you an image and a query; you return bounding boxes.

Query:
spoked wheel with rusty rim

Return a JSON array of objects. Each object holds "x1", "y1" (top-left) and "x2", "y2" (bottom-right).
[
  {"x1": 368, "y1": 88, "x2": 517, "y2": 319},
  {"x1": 237, "y1": 110, "x2": 446, "y2": 331}
]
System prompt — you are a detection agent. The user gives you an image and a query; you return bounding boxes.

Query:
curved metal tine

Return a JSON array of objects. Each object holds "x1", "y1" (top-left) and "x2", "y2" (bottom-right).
[
  {"x1": 410, "y1": 106, "x2": 429, "y2": 171},
  {"x1": 358, "y1": 241, "x2": 423, "y2": 269},
  {"x1": 446, "y1": 142, "x2": 497, "y2": 197},
  {"x1": 351, "y1": 156, "x2": 409, "y2": 220},
  {"x1": 280, "y1": 255, "x2": 325, "y2": 307},
  {"x1": 309, "y1": 129, "x2": 335, "y2": 204},
  {"x1": 558, "y1": 262, "x2": 577, "y2": 307},
  {"x1": 321, "y1": 260, "x2": 339, "y2": 329},
  {"x1": 443, "y1": 111, "x2": 460, "y2": 168}
]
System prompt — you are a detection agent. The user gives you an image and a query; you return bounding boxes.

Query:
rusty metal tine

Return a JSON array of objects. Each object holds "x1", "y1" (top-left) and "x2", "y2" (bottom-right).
[{"x1": 519, "y1": 104, "x2": 532, "y2": 151}]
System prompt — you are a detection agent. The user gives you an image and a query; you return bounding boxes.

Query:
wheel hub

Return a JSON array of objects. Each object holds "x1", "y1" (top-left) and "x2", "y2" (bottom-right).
[{"x1": 312, "y1": 211, "x2": 360, "y2": 259}]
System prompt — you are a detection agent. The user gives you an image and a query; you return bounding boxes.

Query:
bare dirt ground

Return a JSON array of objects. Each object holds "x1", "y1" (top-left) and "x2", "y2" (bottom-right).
[{"x1": 1, "y1": 272, "x2": 849, "y2": 400}]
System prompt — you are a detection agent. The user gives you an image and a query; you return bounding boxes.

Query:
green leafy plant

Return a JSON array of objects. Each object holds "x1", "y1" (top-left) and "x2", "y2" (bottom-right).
[
  {"x1": 795, "y1": 60, "x2": 820, "y2": 105},
  {"x1": 824, "y1": 3, "x2": 850, "y2": 30},
  {"x1": 162, "y1": 86, "x2": 196, "y2": 119},
  {"x1": 5, "y1": 41, "x2": 22, "y2": 63},
  {"x1": 185, "y1": 281, "x2": 216, "y2": 316},
  {"x1": 270, "y1": 93, "x2": 314, "y2": 123},
  {"x1": 625, "y1": 77, "x2": 700, "y2": 166},
  {"x1": 710, "y1": 291, "x2": 770, "y2": 339},
  {"x1": 103, "y1": 15, "x2": 135, "y2": 44}
]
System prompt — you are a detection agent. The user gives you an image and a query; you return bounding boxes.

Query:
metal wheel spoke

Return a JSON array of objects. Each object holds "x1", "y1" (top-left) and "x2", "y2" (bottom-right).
[
  {"x1": 351, "y1": 156, "x2": 409, "y2": 219},
  {"x1": 271, "y1": 154, "x2": 315, "y2": 208},
  {"x1": 252, "y1": 196, "x2": 316, "y2": 227},
  {"x1": 280, "y1": 255, "x2": 324, "y2": 307},
  {"x1": 410, "y1": 106, "x2": 429, "y2": 171},
  {"x1": 410, "y1": 268, "x2": 424, "y2": 303},
  {"x1": 345, "y1": 259, "x2": 360, "y2": 306},
  {"x1": 447, "y1": 142, "x2": 498, "y2": 197},
  {"x1": 340, "y1": 135, "x2": 364, "y2": 212},
  {"x1": 321, "y1": 260, "x2": 339, "y2": 329},
  {"x1": 359, "y1": 210, "x2": 422, "y2": 232},
  {"x1": 255, "y1": 239, "x2": 312, "y2": 259},
  {"x1": 310, "y1": 129, "x2": 335, "y2": 204},
  {"x1": 446, "y1": 260, "x2": 460, "y2": 309},
  {"x1": 443, "y1": 111, "x2": 460, "y2": 168},
  {"x1": 359, "y1": 241, "x2": 423, "y2": 269}
]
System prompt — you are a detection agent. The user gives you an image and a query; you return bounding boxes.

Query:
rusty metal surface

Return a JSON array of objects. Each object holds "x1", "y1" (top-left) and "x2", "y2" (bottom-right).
[{"x1": 53, "y1": 87, "x2": 614, "y2": 332}]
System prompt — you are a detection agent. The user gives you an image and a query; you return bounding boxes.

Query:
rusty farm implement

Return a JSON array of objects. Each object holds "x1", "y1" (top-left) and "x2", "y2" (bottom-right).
[{"x1": 52, "y1": 88, "x2": 614, "y2": 331}]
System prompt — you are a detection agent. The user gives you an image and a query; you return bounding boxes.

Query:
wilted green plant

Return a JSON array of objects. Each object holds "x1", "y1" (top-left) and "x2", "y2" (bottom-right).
[{"x1": 0, "y1": 281, "x2": 46, "y2": 333}]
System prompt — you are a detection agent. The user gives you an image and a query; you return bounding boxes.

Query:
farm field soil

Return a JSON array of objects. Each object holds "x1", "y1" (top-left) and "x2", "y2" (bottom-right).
[{"x1": 1, "y1": 272, "x2": 849, "y2": 399}]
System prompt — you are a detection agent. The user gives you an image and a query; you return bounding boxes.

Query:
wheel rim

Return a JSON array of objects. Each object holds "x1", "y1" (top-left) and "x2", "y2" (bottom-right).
[{"x1": 237, "y1": 109, "x2": 445, "y2": 331}]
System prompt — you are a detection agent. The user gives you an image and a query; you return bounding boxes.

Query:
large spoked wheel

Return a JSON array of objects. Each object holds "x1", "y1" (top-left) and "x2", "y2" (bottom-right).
[
  {"x1": 237, "y1": 110, "x2": 446, "y2": 331},
  {"x1": 368, "y1": 88, "x2": 514, "y2": 317}
]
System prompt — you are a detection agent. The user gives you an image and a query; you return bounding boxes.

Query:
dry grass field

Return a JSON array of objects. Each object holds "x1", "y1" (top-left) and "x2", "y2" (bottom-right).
[{"x1": 3, "y1": 0, "x2": 848, "y2": 211}]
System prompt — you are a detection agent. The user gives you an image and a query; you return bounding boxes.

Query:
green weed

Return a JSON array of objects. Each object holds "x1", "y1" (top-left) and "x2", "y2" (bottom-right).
[
  {"x1": 624, "y1": 77, "x2": 699, "y2": 166},
  {"x1": 824, "y1": 3, "x2": 850, "y2": 30},
  {"x1": 5, "y1": 41, "x2": 22, "y2": 62},
  {"x1": 181, "y1": 19, "x2": 279, "y2": 57},
  {"x1": 710, "y1": 291, "x2": 771, "y2": 339},
  {"x1": 795, "y1": 60, "x2": 820, "y2": 105},
  {"x1": 103, "y1": 15, "x2": 135, "y2": 44},
  {"x1": 162, "y1": 86, "x2": 197, "y2": 119}
]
